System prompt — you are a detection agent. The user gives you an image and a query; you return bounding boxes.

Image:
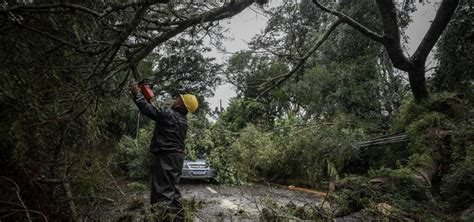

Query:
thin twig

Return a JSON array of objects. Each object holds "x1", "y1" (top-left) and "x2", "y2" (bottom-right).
[
  {"x1": 0, "y1": 176, "x2": 32, "y2": 222},
  {"x1": 106, "y1": 158, "x2": 126, "y2": 197}
]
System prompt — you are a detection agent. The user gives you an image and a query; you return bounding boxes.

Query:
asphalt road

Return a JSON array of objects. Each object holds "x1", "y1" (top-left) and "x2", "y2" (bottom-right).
[
  {"x1": 177, "y1": 182, "x2": 322, "y2": 221},
  {"x1": 108, "y1": 180, "x2": 325, "y2": 221}
]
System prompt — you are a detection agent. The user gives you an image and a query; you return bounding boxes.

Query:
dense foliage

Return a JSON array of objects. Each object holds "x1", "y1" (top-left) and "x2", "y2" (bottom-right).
[{"x1": 432, "y1": 0, "x2": 473, "y2": 93}]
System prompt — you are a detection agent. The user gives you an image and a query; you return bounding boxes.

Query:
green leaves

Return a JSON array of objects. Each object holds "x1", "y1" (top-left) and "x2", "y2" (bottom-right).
[
  {"x1": 151, "y1": 39, "x2": 222, "y2": 98},
  {"x1": 433, "y1": 0, "x2": 474, "y2": 93},
  {"x1": 223, "y1": 116, "x2": 363, "y2": 185},
  {"x1": 116, "y1": 129, "x2": 153, "y2": 179}
]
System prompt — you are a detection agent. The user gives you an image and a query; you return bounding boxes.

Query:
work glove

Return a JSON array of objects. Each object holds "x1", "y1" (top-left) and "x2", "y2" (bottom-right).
[{"x1": 129, "y1": 82, "x2": 141, "y2": 94}]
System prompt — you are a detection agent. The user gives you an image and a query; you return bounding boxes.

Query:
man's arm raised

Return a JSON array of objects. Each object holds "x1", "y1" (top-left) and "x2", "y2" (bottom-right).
[{"x1": 130, "y1": 83, "x2": 163, "y2": 121}]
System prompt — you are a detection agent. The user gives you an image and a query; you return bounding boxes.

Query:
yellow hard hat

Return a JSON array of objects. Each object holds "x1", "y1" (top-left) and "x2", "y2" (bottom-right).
[{"x1": 180, "y1": 94, "x2": 198, "y2": 113}]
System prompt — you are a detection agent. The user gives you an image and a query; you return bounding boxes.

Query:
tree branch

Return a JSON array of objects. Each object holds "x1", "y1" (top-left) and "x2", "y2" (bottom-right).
[
  {"x1": 259, "y1": 19, "x2": 343, "y2": 95},
  {"x1": 1, "y1": 3, "x2": 104, "y2": 17},
  {"x1": 0, "y1": 177, "x2": 32, "y2": 222},
  {"x1": 61, "y1": 179, "x2": 78, "y2": 221},
  {"x1": 93, "y1": 5, "x2": 150, "y2": 77},
  {"x1": 132, "y1": 0, "x2": 255, "y2": 63},
  {"x1": 311, "y1": 0, "x2": 384, "y2": 43},
  {"x1": 312, "y1": 0, "x2": 412, "y2": 71},
  {"x1": 14, "y1": 22, "x2": 97, "y2": 55},
  {"x1": 375, "y1": 0, "x2": 413, "y2": 71},
  {"x1": 0, "y1": 1, "x2": 170, "y2": 17},
  {"x1": 411, "y1": 0, "x2": 459, "y2": 65}
]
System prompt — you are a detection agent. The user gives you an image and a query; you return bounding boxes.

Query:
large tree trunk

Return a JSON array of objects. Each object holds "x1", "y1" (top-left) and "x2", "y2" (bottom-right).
[{"x1": 408, "y1": 67, "x2": 430, "y2": 102}]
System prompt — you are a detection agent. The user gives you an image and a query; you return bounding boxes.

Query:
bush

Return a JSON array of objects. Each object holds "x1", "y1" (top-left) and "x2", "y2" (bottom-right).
[
  {"x1": 441, "y1": 158, "x2": 474, "y2": 212},
  {"x1": 394, "y1": 92, "x2": 466, "y2": 132},
  {"x1": 189, "y1": 114, "x2": 363, "y2": 186},
  {"x1": 229, "y1": 124, "x2": 275, "y2": 179},
  {"x1": 333, "y1": 168, "x2": 434, "y2": 219},
  {"x1": 205, "y1": 124, "x2": 245, "y2": 185},
  {"x1": 70, "y1": 153, "x2": 110, "y2": 197},
  {"x1": 116, "y1": 128, "x2": 152, "y2": 179},
  {"x1": 228, "y1": 114, "x2": 363, "y2": 186},
  {"x1": 440, "y1": 121, "x2": 474, "y2": 213},
  {"x1": 328, "y1": 92, "x2": 474, "y2": 219},
  {"x1": 185, "y1": 114, "x2": 216, "y2": 160}
]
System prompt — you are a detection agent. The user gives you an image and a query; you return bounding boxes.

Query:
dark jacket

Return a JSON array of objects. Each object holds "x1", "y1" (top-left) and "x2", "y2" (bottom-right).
[{"x1": 133, "y1": 92, "x2": 188, "y2": 153}]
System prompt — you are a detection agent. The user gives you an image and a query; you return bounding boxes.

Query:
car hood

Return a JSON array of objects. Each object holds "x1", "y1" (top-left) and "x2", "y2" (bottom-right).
[{"x1": 184, "y1": 159, "x2": 207, "y2": 164}]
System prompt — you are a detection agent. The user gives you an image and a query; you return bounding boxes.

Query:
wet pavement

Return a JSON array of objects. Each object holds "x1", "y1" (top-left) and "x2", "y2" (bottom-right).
[
  {"x1": 177, "y1": 182, "x2": 322, "y2": 220},
  {"x1": 111, "y1": 180, "x2": 324, "y2": 221}
]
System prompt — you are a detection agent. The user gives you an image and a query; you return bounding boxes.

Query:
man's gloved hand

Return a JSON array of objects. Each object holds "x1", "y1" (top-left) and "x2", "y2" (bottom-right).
[{"x1": 129, "y1": 82, "x2": 141, "y2": 94}]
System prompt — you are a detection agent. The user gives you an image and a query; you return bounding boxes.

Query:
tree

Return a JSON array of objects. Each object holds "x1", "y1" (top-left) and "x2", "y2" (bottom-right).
[
  {"x1": 311, "y1": 0, "x2": 460, "y2": 102},
  {"x1": 255, "y1": 0, "x2": 460, "y2": 102},
  {"x1": 150, "y1": 39, "x2": 222, "y2": 97},
  {"x1": 229, "y1": 0, "x2": 408, "y2": 125}
]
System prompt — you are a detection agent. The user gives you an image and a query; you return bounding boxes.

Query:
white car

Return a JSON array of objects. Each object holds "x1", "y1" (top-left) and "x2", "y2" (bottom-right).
[{"x1": 181, "y1": 159, "x2": 216, "y2": 180}]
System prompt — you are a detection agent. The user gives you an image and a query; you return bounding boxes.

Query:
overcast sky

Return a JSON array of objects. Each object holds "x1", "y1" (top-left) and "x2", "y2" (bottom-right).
[
  {"x1": 205, "y1": 6, "x2": 268, "y2": 110},
  {"x1": 205, "y1": 1, "x2": 441, "y2": 110}
]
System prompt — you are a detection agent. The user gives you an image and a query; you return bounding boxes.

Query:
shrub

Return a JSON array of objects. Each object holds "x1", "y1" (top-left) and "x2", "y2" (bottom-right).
[
  {"x1": 334, "y1": 168, "x2": 434, "y2": 219},
  {"x1": 116, "y1": 128, "x2": 152, "y2": 179},
  {"x1": 440, "y1": 121, "x2": 474, "y2": 212},
  {"x1": 206, "y1": 124, "x2": 244, "y2": 185},
  {"x1": 70, "y1": 153, "x2": 110, "y2": 197},
  {"x1": 229, "y1": 114, "x2": 363, "y2": 186}
]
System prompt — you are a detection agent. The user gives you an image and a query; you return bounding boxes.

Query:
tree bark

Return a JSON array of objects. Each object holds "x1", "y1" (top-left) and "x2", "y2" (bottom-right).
[
  {"x1": 62, "y1": 180, "x2": 78, "y2": 222},
  {"x1": 408, "y1": 67, "x2": 429, "y2": 102}
]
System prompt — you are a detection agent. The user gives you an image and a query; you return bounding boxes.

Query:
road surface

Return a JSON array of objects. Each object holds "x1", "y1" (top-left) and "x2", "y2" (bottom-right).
[
  {"x1": 111, "y1": 181, "x2": 324, "y2": 221},
  {"x1": 177, "y1": 183, "x2": 322, "y2": 220}
]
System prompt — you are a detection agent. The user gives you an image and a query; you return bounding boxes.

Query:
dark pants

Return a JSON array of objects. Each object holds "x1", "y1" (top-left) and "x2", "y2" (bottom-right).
[{"x1": 151, "y1": 152, "x2": 185, "y2": 221}]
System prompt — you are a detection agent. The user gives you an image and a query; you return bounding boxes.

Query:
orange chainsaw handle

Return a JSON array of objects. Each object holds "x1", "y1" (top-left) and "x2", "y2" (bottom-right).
[
  {"x1": 139, "y1": 84, "x2": 154, "y2": 103},
  {"x1": 130, "y1": 61, "x2": 155, "y2": 103}
]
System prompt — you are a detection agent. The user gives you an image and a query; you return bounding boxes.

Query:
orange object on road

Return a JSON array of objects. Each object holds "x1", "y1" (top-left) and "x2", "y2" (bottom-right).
[{"x1": 288, "y1": 185, "x2": 327, "y2": 198}]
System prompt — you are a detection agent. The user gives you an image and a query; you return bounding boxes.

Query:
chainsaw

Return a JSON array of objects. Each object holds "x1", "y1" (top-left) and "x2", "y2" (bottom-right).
[
  {"x1": 138, "y1": 77, "x2": 155, "y2": 103},
  {"x1": 130, "y1": 62, "x2": 156, "y2": 103}
]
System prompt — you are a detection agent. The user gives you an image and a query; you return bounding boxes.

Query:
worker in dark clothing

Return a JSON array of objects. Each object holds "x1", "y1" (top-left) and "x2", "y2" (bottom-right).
[{"x1": 129, "y1": 83, "x2": 198, "y2": 221}]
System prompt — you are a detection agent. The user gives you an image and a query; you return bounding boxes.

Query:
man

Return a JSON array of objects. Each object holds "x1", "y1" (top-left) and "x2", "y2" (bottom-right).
[{"x1": 129, "y1": 83, "x2": 198, "y2": 220}]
